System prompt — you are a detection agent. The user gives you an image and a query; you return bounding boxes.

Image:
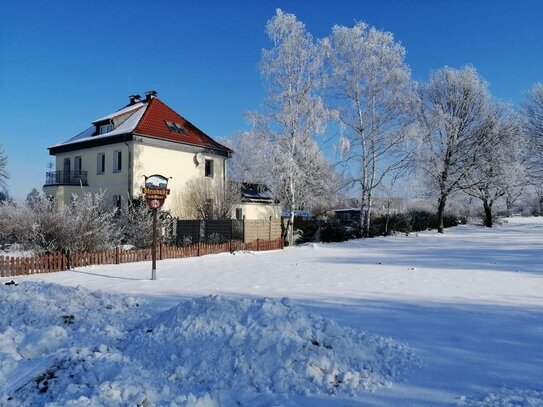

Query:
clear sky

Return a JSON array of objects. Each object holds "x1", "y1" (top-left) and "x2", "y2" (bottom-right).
[{"x1": 1, "y1": 0, "x2": 542, "y2": 199}]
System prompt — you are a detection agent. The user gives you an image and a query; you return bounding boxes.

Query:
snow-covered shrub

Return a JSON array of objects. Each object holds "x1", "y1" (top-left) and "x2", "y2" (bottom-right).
[
  {"x1": 30, "y1": 192, "x2": 121, "y2": 253},
  {"x1": 207, "y1": 232, "x2": 226, "y2": 245},
  {"x1": 117, "y1": 197, "x2": 153, "y2": 249},
  {"x1": 0, "y1": 192, "x2": 121, "y2": 254},
  {"x1": 0, "y1": 201, "x2": 34, "y2": 249},
  {"x1": 181, "y1": 235, "x2": 193, "y2": 247},
  {"x1": 117, "y1": 197, "x2": 173, "y2": 249}
]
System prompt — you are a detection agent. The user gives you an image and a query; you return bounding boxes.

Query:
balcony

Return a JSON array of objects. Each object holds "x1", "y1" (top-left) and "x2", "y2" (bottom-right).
[{"x1": 45, "y1": 171, "x2": 88, "y2": 186}]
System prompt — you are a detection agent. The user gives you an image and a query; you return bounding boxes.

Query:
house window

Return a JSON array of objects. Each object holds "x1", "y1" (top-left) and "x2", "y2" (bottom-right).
[
  {"x1": 113, "y1": 150, "x2": 122, "y2": 172},
  {"x1": 205, "y1": 159, "x2": 214, "y2": 178},
  {"x1": 97, "y1": 152, "x2": 105, "y2": 174},
  {"x1": 74, "y1": 156, "x2": 82, "y2": 174},
  {"x1": 175, "y1": 123, "x2": 185, "y2": 134},
  {"x1": 99, "y1": 124, "x2": 113, "y2": 134},
  {"x1": 235, "y1": 208, "x2": 243, "y2": 220},
  {"x1": 165, "y1": 121, "x2": 186, "y2": 134}
]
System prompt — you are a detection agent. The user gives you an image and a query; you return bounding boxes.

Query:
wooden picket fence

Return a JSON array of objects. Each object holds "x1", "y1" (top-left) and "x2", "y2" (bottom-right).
[{"x1": 0, "y1": 238, "x2": 284, "y2": 278}]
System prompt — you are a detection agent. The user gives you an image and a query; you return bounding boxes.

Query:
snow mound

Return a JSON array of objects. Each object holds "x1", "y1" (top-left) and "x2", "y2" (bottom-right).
[
  {"x1": 126, "y1": 295, "x2": 418, "y2": 396},
  {"x1": 0, "y1": 283, "x2": 417, "y2": 405},
  {"x1": 459, "y1": 387, "x2": 543, "y2": 406},
  {"x1": 0, "y1": 282, "x2": 147, "y2": 405}
]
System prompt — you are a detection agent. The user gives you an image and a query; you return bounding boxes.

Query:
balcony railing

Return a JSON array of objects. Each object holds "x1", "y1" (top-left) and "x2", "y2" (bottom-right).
[{"x1": 45, "y1": 171, "x2": 88, "y2": 186}]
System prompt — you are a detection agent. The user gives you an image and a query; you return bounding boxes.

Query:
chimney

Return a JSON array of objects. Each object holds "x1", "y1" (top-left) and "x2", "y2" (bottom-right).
[
  {"x1": 128, "y1": 94, "x2": 142, "y2": 105},
  {"x1": 145, "y1": 90, "x2": 158, "y2": 102}
]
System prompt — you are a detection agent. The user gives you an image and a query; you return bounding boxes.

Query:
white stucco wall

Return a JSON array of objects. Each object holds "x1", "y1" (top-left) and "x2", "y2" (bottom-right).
[
  {"x1": 131, "y1": 139, "x2": 227, "y2": 217},
  {"x1": 233, "y1": 202, "x2": 282, "y2": 220},
  {"x1": 49, "y1": 143, "x2": 131, "y2": 207}
]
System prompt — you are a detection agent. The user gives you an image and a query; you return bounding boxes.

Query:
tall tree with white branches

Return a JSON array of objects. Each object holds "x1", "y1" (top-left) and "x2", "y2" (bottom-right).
[
  {"x1": 222, "y1": 130, "x2": 342, "y2": 219},
  {"x1": 415, "y1": 66, "x2": 494, "y2": 233},
  {"x1": 326, "y1": 22, "x2": 415, "y2": 237},
  {"x1": 253, "y1": 9, "x2": 330, "y2": 245},
  {"x1": 523, "y1": 83, "x2": 543, "y2": 214},
  {"x1": 464, "y1": 104, "x2": 527, "y2": 227}
]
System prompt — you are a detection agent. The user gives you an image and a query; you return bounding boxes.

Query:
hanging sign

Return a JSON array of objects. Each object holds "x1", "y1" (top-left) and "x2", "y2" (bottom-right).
[{"x1": 142, "y1": 174, "x2": 170, "y2": 209}]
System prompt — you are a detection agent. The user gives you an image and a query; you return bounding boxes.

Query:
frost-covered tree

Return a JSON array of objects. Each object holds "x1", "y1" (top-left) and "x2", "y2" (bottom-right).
[
  {"x1": 523, "y1": 83, "x2": 543, "y2": 185},
  {"x1": 326, "y1": 22, "x2": 415, "y2": 237},
  {"x1": 223, "y1": 129, "x2": 343, "y2": 226},
  {"x1": 219, "y1": 132, "x2": 272, "y2": 185},
  {"x1": 252, "y1": 9, "x2": 330, "y2": 245},
  {"x1": 415, "y1": 66, "x2": 493, "y2": 233},
  {"x1": 464, "y1": 104, "x2": 527, "y2": 227}
]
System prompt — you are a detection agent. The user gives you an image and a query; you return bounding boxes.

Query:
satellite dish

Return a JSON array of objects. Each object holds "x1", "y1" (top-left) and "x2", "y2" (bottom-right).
[{"x1": 195, "y1": 153, "x2": 204, "y2": 165}]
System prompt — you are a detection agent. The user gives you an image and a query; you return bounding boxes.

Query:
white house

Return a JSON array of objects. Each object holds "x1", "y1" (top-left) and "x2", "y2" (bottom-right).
[{"x1": 44, "y1": 91, "x2": 232, "y2": 217}]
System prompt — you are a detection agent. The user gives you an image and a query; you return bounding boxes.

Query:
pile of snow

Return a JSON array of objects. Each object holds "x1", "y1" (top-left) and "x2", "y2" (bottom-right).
[
  {"x1": 458, "y1": 387, "x2": 543, "y2": 406},
  {"x1": 0, "y1": 282, "x2": 417, "y2": 406},
  {"x1": 127, "y1": 296, "x2": 417, "y2": 395}
]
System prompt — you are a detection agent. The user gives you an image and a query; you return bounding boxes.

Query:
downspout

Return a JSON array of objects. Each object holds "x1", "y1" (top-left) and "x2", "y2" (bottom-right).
[{"x1": 124, "y1": 135, "x2": 132, "y2": 200}]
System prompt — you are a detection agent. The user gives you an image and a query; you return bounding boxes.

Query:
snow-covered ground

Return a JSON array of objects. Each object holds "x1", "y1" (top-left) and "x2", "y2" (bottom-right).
[{"x1": 2, "y1": 217, "x2": 543, "y2": 406}]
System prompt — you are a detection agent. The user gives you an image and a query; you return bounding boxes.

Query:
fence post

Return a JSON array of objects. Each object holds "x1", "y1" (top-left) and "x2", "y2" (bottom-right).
[
  {"x1": 197, "y1": 242, "x2": 200, "y2": 256},
  {"x1": 257, "y1": 238, "x2": 260, "y2": 251},
  {"x1": 269, "y1": 216, "x2": 272, "y2": 240},
  {"x1": 159, "y1": 243, "x2": 163, "y2": 260}
]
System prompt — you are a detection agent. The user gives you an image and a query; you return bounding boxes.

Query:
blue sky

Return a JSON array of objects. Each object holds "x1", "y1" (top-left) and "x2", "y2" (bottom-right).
[{"x1": 1, "y1": 0, "x2": 542, "y2": 199}]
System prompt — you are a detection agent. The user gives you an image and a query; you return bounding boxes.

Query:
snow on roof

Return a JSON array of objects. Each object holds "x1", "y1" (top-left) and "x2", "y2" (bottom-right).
[
  {"x1": 49, "y1": 96, "x2": 231, "y2": 154},
  {"x1": 92, "y1": 102, "x2": 145, "y2": 123},
  {"x1": 51, "y1": 105, "x2": 147, "y2": 148}
]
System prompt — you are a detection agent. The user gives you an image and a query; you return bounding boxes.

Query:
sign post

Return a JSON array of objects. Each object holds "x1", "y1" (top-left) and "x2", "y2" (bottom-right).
[{"x1": 142, "y1": 175, "x2": 171, "y2": 280}]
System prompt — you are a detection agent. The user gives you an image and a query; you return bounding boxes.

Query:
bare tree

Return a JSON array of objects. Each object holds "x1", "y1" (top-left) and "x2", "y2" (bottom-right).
[
  {"x1": 464, "y1": 104, "x2": 527, "y2": 227},
  {"x1": 415, "y1": 66, "x2": 493, "y2": 233},
  {"x1": 252, "y1": 9, "x2": 330, "y2": 245},
  {"x1": 182, "y1": 179, "x2": 240, "y2": 220},
  {"x1": 326, "y1": 22, "x2": 415, "y2": 237}
]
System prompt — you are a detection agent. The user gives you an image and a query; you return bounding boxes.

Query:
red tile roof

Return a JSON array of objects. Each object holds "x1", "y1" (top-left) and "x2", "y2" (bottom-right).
[{"x1": 134, "y1": 97, "x2": 231, "y2": 153}]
